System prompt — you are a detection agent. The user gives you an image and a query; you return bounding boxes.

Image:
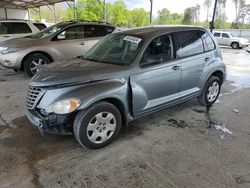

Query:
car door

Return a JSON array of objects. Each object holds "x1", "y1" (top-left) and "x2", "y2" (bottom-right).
[
  {"x1": 221, "y1": 33, "x2": 230, "y2": 46},
  {"x1": 213, "y1": 32, "x2": 222, "y2": 45},
  {"x1": 85, "y1": 24, "x2": 115, "y2": 51},
  {"x1": 130, "y1": 34, "x2": 181, "y2": 117},
  {"x1": 51, "y1": 25, "x2": 89, "y2": 59},
  {"x1": 173, "y1": 30, "x2": 208, "y2": 101}
]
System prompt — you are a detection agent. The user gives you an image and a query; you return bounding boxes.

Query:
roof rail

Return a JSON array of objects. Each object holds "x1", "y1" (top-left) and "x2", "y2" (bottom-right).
[
  {"x1": 0, "y1": 18, "x2": 30, "y2": 21},
  {"x1": 68, "y1": 19, "x2": 112, "y2": 25}
]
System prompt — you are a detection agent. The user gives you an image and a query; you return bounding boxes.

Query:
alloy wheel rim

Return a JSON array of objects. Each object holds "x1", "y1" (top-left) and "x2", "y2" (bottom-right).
[
  {"x1": 232, "y1": 43, "x2": 238, "y2": 49},
  {"x1": 30, "y1": 58, "x2": 47, "y2": 74},
  {"x1": 207, "y1": 81, "x2": 219, "y2": 102},
  {"x1": 87, "y1": 112, "x2": 117, "y2": 144}
]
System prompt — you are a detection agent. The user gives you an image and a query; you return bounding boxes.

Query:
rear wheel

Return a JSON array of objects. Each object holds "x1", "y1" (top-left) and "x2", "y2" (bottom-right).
[
  {"x1": 198, "y1": 76, "x2": 221, "y2": 106},
  {"x1": 24, "y1": 53, "x2": 50, "y2": 77},
  {"x1": 231, "y1": 42, "x2": 239, "y2": 49},
  {"x1": 73, "y1": 101, "x2": 122, "y2": 149}
]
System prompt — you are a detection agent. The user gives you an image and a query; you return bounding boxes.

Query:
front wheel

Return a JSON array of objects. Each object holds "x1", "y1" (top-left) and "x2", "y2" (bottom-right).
[
  {"x1": 73, "y1": 101, "x2": 122, "y2": 149},
  {"x1": 24, "y1": 53, "x2": 50, "y2": 77},
  {"x1": 198, "y1": 76, "x2": 221, "y2": 106},
  {"x1": 231, "y1": 42, "x2": 239, "y2": 49}
]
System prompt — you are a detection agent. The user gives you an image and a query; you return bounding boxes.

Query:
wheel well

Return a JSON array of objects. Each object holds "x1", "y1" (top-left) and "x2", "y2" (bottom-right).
[
  {"x1": 231, "y1": 41, "x2": 239, "y2": 45},
  {"x1": 102, "y1": 98, "x2": 127, "y2": 127},
  {"x1": 211, "y1": 71, "x2": 224, "y2": 83},
  {"x1": 20, "y1": 51, "x2": 54, "y2": 71}
]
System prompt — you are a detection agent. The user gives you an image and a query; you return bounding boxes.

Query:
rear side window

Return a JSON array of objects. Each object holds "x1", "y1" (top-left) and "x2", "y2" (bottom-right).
[
  {"x1": 86, "y1": 25, "x2": 115, "y2": 38},
  {"x1": 11, "y1": 23, "x2": 32, "y2": 34},
  {"x1": 0, "y1": 22, "x2": 10, "y2": 34},
  {"x1": 33, "y1": 23, "x2": 47, "y2": 31},
  {"x1": 174, "y1": 30, "x2": 204, "y2": 58},
  {"x1": 222, "y1": 33, "x2": 229, "y2": 38},
  {"x1": 214, "y1": 32, "x2": 221, "y2": 37},
  {"x1": 200, "y1": 31, "x2": 216, "y2": 51}
]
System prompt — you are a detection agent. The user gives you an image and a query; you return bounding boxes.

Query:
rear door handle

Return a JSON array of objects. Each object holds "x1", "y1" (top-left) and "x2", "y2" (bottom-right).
[
  {"x1": 80, "y1": 42, "x2": 86, "y2": 46},
  {"x1": 172, "y1": 65, "x2": 180, "y2": 70},
  {"x1": 204, "y1": 57, "x2": 210, "y2": 62}
]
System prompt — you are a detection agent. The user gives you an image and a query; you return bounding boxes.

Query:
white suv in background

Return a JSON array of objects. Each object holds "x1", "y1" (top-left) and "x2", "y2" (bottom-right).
[
  {"x1": 0, "y1": 20, "x2": 47, "y2": 43},
  {"x1": 213, "y1": 31, "x2": 249, "y2": 49}
]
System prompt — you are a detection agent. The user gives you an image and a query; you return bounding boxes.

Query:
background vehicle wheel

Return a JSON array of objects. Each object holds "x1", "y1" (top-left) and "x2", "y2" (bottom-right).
[
  {"x1": 73, "y1": 101, "x2": 122, "y2": 149},
  {"x1": 198, "y1": 76, "x2": 221, "y2": 107},
  {"x1": 24, "y1": 53, "x2": 50, "y2": 77},
  {"x1": 231, "y1": 42, "x2": 239, "y2": 49}
]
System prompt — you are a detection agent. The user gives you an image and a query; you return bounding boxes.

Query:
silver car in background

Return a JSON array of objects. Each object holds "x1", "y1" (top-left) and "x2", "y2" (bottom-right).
[
  {"x1": 213, "y1": 31, "x2": 249, "y2": 49},
  {"x1": 0, "y1": 19, "x2": 47, "y2": 43},
  {"x1": 0, "y1": 21, "x2": 116, "y2": 76}
]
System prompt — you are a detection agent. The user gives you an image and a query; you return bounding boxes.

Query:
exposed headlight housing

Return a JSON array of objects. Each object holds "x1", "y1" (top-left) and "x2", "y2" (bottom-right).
[
  {"x1": 1, "y1": 47, "x2": 19, "y2": 54},
  {"x1": 45, "y1": 98, "x2": 81, "y2": 114}
]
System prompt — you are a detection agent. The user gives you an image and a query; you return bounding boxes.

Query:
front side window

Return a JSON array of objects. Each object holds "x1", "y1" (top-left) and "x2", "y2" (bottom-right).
[
  {"x1": 200, "y1": 31, "x2": 216, "y2": 51},
  {"x1": 174, "y1": 30, "x2": 204, "y2": 58},
  {"x1": 222, "y1": 33, "x2": 230, "y2": 38},
  {"x1": 0, "y1": 22, "x2": 10, "y2": 34},
  {"x1": 84, "y1": 34, "x2": 142, "y2": 65},
  {"x1": 141, "y1": 34, "x2": 173, "y2": 66},
  {"x1": 57, "y1": 25, "x2": 85, "y2": 40},
  {"x1": 28, "y1": 22, "x2": 67, "y2": 39},
  {"x1": 214, "y1": 32, "x2": 221, "y2": 37},
  {"x1": 11, "y1": 23, "x2": 32, "y2": 34}
]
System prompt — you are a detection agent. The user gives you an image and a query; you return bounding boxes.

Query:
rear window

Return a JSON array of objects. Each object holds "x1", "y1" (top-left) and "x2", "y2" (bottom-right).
[
  {"x1": 174, "y1": 30, "x2": 204, "y2": 58},
  {"x1": 86, "y1": 25, "x2": 115, "y2": 38},
  {"x1": 213, "y1": 32, "x2": 221, "y2": 37},
  {"x1": 11, "y1": 23, "x2": 32, "y2": 34},
  {"x1": 0, "y1": 22, "x2": 10, "y2": 34},
  {"x1": 200, "y1": 31, "x2": 216, "y2": 51},
  {"x1": 33, "y1": 23, "x2": 47, "y2": 31}
]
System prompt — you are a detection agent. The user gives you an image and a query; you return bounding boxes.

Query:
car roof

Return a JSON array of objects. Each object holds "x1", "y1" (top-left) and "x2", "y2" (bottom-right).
[{"x1": 119, "y1": 25, "x2": 206, "y2": 38}]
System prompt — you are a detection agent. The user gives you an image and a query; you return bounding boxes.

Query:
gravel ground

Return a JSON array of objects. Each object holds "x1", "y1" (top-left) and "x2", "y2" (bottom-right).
[{"x1": 0, "y1": 48, "x2": 250, "y2": 188}]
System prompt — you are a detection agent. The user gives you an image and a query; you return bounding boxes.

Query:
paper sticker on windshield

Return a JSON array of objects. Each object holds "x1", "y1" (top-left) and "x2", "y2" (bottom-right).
[{"x1": 123, "y1": 36, "x2": 142, "y2": 44}]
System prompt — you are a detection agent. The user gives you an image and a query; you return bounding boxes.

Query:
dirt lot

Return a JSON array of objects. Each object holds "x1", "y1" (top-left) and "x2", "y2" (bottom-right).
[{"x1": 0, "y1": 48, "x2": 250, "y2": 188}]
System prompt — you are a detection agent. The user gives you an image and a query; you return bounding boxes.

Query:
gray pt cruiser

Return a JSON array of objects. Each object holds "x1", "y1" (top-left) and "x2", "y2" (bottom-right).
[{"x1": 26, "y1": 26, "x2": 226, "y2": 149}]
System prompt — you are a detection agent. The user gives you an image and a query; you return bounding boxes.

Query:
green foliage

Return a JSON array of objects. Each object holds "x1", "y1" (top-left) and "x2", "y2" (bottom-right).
[
  {"x1": 182, "y1": 5, "x2": 200, "y2": 24},
  {"x1": 128, "y1": 8, "x2": 149, "y2": 27},
  {"x1": 66, "y1": 0, "x2": 103, "y2": 21},
  {"x1": 30, "y1": 0, "x2": 250, "y2": 29}
]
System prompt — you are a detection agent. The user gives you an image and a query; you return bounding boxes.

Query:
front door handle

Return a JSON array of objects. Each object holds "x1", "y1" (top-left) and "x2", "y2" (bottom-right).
[
  {"x1": 80, "y1": 42, "x2": 86, "y2": 46},
  {"x1": 204, "y1": 57, "x2": 210, "y2": 62},
  {"x1": 172, "y1": 65, "x2": 180, "y2": 70},
  {"x1": 3, "y1": 35, "x2": 10, "y2": 38}
]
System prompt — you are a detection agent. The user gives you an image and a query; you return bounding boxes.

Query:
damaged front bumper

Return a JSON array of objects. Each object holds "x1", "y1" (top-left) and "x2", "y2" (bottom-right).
[{"x1": 26, "y1": 109, "x2": 73, "y2": 135}]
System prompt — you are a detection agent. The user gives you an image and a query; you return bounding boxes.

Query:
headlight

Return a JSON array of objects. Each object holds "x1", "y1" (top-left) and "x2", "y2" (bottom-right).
[
  {"x1": 45, "y1": 98, "x2": 81, "y2": 114},
  {"x1": 1, "y1": 47, "x2": 19, "y2": 54}
]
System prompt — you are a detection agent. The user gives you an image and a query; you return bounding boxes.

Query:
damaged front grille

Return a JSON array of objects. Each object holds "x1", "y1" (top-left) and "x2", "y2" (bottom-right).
[{"x1": 26, "y1": 86, "x2": 45, "y2": 110}]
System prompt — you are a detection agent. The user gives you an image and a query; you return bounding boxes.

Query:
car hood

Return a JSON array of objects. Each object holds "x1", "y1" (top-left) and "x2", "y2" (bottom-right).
[
  {"x1": 0, "y1": 36, "x2": 43, "y2": 48},
  {"x1": 31, "y1": 58, "x2": 130, "y2": 87}
]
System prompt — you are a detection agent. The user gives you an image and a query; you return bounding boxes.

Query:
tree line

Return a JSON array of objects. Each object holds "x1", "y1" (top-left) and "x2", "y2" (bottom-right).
[{"x1": 31, "y1": 0, "x2": 250, "y2": 29}]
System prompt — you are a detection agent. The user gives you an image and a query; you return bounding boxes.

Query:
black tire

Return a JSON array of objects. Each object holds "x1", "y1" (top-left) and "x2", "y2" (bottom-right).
[
  {"x1": 198, "y1": 76, "x2": 221, "y2": 107},
  {"x1": 73, "y1": 101, "x2": 122, "y2": 149},
  {"x1": 24, "y1": 53, "x2": 50, "y2": 77},
  {"x1": 231, "y1": 42, "x2": 239, "y2": 49}
]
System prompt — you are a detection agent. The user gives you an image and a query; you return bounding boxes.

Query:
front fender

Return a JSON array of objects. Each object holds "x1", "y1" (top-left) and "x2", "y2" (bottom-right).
[{"x1": 37, "y1": 79, "x2": 130, "y2": 113}]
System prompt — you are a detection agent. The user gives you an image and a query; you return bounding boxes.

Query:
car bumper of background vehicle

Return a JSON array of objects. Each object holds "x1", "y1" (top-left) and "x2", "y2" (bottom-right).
[
  {"x1": 26, "y1": 110, "x2": 73, "y2": 135},
  {"x1": 0, "y1": 53, "x2": 19, "y2": 69}
]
